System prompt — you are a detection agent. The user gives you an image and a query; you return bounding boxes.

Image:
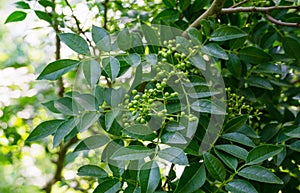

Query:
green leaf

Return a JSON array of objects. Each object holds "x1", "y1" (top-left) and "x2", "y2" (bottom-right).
[
  {"x1": 77, "y1": 164, "x2": 108, "y2": 178},
  {"x1": 225, "y1": 179, "x2": 258, "y2": 193},
  {"x1": 174, "y1": 163, "x2": 206, "y2": 193},
  {"x1": 284, "y1": 126, "x2": 300, "y2": 138},
  {"x1": 77, "y1": 111, "x2": 100, "y2": 132},
  {"x1": 139, "y1": 161, "x2": 160, "y2": 193},
  {"x1": 179, "y1": 0, "x2": 190, "y2": 11},
  {"x1": 93, "y1": 179, "x2": 121, "y2": 193},
  {"x1": 221, "y1": 132, "x2": 256, "y2": 147},
  {"x1": 105, "y1": 110, "x2": 118, "y2": 131},
  {"x1": 215, "y1": 144, "x2": 248, "y2": 160},
  {"x1": 154, "y1": 9, "x2": 180, "y2": 23},
  {"x1": 130, "y1": 32, "x2": 145, "y2": 54},
  {"x1": 73, "y1": 93, "x2": 98, "y2": 111},
  {"x1": 188, "y1": 27, "x2": 202, "y2": 45},
  {"x1": 125, "y1": 54, "x2": 141, "y2": 67},
  {"x1": 124, "y1": 185, "x2": 140, "y2": 193},
  {"x1": 214, "y1": 149, "x2": 238, "y2": 171},
  {"x1": 283, "y1": 37, "x2": 300, "y2": 65},
  {"x1": 54, "y1": 97, "x2": 80, "y2": 115},
  {"x1": 111, "y1": 145, "x2": 154, "y2": 160},
  {"x1": 26, "y1": 120, "x2": 64, "y2": 142},
  {"x1": 158, "y1": 147, "x2": 189, "y2": 165},
  {"x1": 34, "y1": 10, "x2": 52, "y2": 24},
  {"x1": 239, "y1": 47, "x2": 272, "y2": 64},
  {"x1": 162, "y1": 0, "x2": 176, "y2": 8},
  {"x1": 161, "y1": 132, "x2": 187, "y2": 144},
  {"x1": 191, "y1": 99, "x2": 226, "y2": 115},
  {"x1": 117, "y1": 28, "x2": 132, "y2": 51},
  {"x1": 53, "y1": 118, "x2": 78, "y2": 147},
  {"x1": 59, "y1": 33, "x2": 91, "y2": 55},
  {"x1": 165, "y1": 123, "x2": 185, "y2": 132},
  {"x1": 246, "y1": 145, "x2": 283, "y2": 165},
  {"x1": 203, "y1": 152, "x2": 226, "y2": 182},
  {"x1": 37, "y1": 59, "x2": 80, "y2": 80},
  {"x1": 211, "y1": 26, "x2": 247, "y2": 41},
  {"x1": 74, "y1": 134, "x2": 110, "y2": 152},
  {"x1": 102, "y1": 56, "x2": 120, "y2": 81},
  {"x1": 189, "y1": 54, "x2": 206, "y2": 70},
  {"x1": 288, "y1": 141, "x2": 300, "y2": 152},
  {"x1": 247, "y1": 76, "x2": 273, "y2": 90},
  {"x1": 15, "y1": 1, "x2": 30, "y2": 9},
  {"x1": 124, "y1": 124, "x2": 154, "y2": 136},
  {"x1": 141, "y1": 23, "x2": 159, "y2": 53},
  {"x1": 238, "y1": 165, "x2": 283, "y2": 184},
  {"x1": 38, "y1": 0, "x2": 55, "y2": 8},
  {"x1": 5, "y1": 11, "x2": 27, "y2": 23},
  {"x1": 82, "y1": 59, "x2": 101, "y2": 88},
  {"x1": 224, "y1": 115, "x2": 248, "y2": 132},
  {"x1": 201, "y1": 43, "x2": 228, "y2": 60},
  {"x1": 92, "y1": 25, "x2": 111, "y2": 52},
  {"x1": 227, "y1": 54, "x2": 242, "y2": 78}
]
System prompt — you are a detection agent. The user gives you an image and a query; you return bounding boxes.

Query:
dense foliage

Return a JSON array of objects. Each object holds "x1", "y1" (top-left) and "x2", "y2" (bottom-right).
[{"x1": 3, "y1": 0, "x2": 300, "y2": 192}]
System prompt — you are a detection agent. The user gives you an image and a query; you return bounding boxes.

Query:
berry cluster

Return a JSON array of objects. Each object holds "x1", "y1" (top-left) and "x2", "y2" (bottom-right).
[{"x1": 226, "y1": 88, "x2": 262, "y2": 126}]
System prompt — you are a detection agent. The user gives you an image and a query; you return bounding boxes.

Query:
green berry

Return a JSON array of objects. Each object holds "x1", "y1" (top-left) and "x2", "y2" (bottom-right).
[
  {"x1": 140, "y1": 118, "x2": 146, "y2": 124},
  {"x1": 132, "y1": 89, "x2": 138, "y2": 95},
  {"x1": 165, "y1": 92, "x2": 170, "y2": 97},
  {"x1": 161, "y1": 82, "x2": 167, "y2": 88},
  {"x1": 124, "y1": 123, "x2": 129, "y2": 127},
  {"x1": 134, "y1": 95, "x2": 140, "y2": 100},
  {"x1": 132, "y1": 100, "x2": 138, "y2": 105}
]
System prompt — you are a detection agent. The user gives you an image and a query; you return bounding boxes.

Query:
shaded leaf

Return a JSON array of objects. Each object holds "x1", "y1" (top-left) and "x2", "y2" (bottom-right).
[
  {"x1": 53, "y1": 118, "x2": 78, "y2": 147},
  {"x1": 82, "y1": 59, "x2": 101, "y2": 88},
  {"x1": 111, "y1": 145, "x2": 154, "y2": 160},
  {"x1": 214, "y1": 149, "x2": 238, "y2": 171},
  {"x1": 77, "y1": 164, "x2": 108, "y2": 178},
  {"x1": 211, "y1": 26, "x2": 247, "y2": 41},
  {"x1": 139, "y1": 161, "x2": 160, "y2": 193},
  {"x1": 26, "y1": 120, "x2": 64, "y2": 142},
  {"x1": 247, "y1": 76, "x2": 273, "y2": 90},
  {"x1": 224, "y1": 115, "x2": 248, "y2": 132},
  {"x1": 222, "y1": 132, "x2": 256, "y2": 147},
  {"x1": 117, "y1": 28, "x2": 132, "y2": 51},
  {"x1": 93, "y1": 179, "x2": 121, "y2": 193},
  {"x1": 102, "y1": 56, "x2": 120, "y2": 81},
  {"x1": 37, "y1": 59, "x2": 80, "y2": 80},
  {"x1": 246, "y1": 145, "x2": 283, "y2": 165},
  {"x1": 191, "y1": 99, "x2": 226, "y2": 115},
  {"x1": 203, "y1": 152, "x2": 226, "y2": 182},
  {"x1": 161, "y1": 132, "x2": 187, "y2": 144},
  {"x1": 174, "y1": 163, "x2": 206, "y2": 193},
  {"x1": 74, "y1": 134, "x2": 110, "y2": 152},
  {"x1": 215, "y1": 144, "x2": 248, "y2": 160},
  {"x1": 92, "y1": 25, "x2": 111, "y2": 51},
  {"x1": 283, "y1": 37, "x2": 300, "y2": 65},
  {"x1": 284, "y1": 126, "x2": 300, "y2": 138},
  {"x1": 238, "y1": 166, "x2": 283, "y2": 184},
  {"x1": 201, "y1": 43, "x2": 228, "y2": 60},
  {"x1": 239, "y1": 47, "x2": 272, "y2": 64},
  {"x1": 59, "y1": 33, "x2": 90, "y2": 55},
  {"x1": 226, "y1": 179, "x2": 258, "y2": 193},
  {"x1": 158, "y1": 147, "x2": 189, "y2": 165}
]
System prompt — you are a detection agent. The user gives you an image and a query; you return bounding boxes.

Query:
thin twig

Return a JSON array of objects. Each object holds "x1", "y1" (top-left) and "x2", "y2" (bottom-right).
[
  {"x1": 64, "y1": 0, "x2": 93, "y2": 47},
  {"x1": 103, "y1": 0, "x2": 109, "y2": 30},
  {"x1": 183, "y1": 0, "x2": 225, "y2": 36},
  {"x1": 230, "y1": 0, "x2": 249, "y2": 8},
  {"x1": 266, "y1": 13, "x2": 300, "y2": 27},
  {"x1": 221, "y1": 5, "x2": 300, "y2": 14}
]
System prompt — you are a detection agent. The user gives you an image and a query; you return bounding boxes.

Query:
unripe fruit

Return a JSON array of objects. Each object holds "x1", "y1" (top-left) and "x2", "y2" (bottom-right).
[{"x1": 132, "y1": 89, "x2": 138, "y2": 95}]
